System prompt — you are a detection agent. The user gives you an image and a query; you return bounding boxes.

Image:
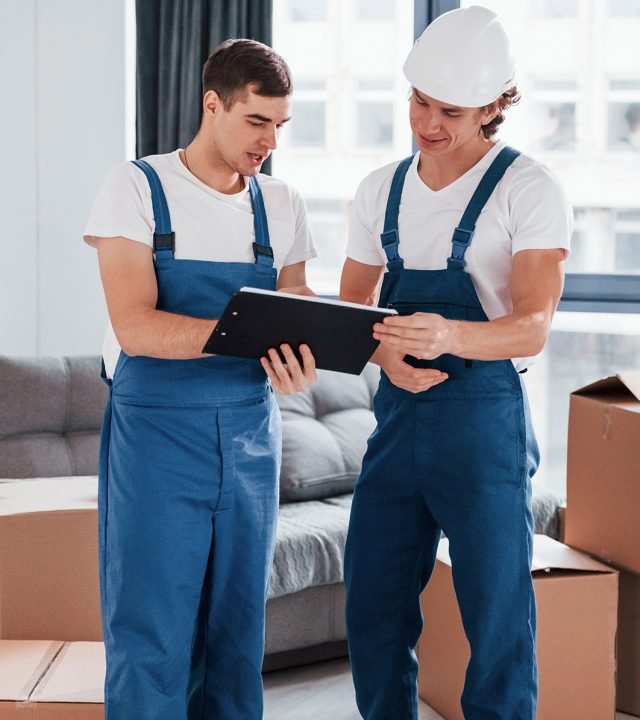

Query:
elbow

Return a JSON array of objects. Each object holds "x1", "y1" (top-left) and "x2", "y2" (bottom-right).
[
  {"x1": 524, "y1": 313, "x2": 551, "y2": 356},
  {"x1": 112, "y1": 321, "x2": 140, "y2": 357}
]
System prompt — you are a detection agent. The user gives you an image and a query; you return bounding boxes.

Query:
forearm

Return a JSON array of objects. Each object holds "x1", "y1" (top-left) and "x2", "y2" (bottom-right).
[
  {"x1": 447, "y1": 310, "x2": 551, "y2": 360},
  {"x1": 114, "y1": 308, "x2": 216, "y2": 359}
]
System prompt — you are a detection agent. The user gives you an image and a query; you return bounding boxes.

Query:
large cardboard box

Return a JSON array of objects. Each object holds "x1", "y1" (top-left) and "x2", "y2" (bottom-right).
[
  {"x1": 565, "y1": 373, "x2": 640, "y2": 573},
  {"x1": 617, "y1": 569, "x2": 640, "y2": 716},
  {"x1": 0, "y1": 640, "x2": 104, "y2": 718},
  {"x1": 564, "y1": 373, "x2": 640, "y2": 716},
  {"x1": 0, "y1": 477, "x2": 101, "y2": 641},
  {"x1": 418, "y1": 535, "x2": 618, "y2": 720}
]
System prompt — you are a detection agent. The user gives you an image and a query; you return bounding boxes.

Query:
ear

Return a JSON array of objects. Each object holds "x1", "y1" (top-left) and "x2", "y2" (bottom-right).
[
  {"x1": 481, "y1": 100, "x2": 500, "y2": 126},
  {"x1": 203, "y1": 90, "x2": 222, "y2": 118}
]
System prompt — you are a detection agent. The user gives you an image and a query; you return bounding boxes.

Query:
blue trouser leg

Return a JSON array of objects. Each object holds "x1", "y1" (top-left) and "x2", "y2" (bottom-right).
[
  {"x1": 99, "y1": 394, "x2": 280, "y2": 720},
  {"x1": 189, "y1": 396, "x2": 281, "y2": 719},
  {"x1": 345, "y1": 394, "x2": 441, "y2": 720},
  {"x1": 416, "y1": 393, "x2": 539, "y2": 720},
  {"x1": 347, "y1": 388, "x2": 538, "y2": 720}
]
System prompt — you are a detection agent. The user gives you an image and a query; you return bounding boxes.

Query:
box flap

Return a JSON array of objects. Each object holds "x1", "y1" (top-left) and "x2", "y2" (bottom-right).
[
  {"x1": 0, "y1": 477, "x2": 97, "y2": 517},
  {"x1": 617, "y1": 371, "x2": 640, "y2": 403},
  {"x1": 531, "y1": 535, "x2": 615, "y2": 574},
  {"x1": 436, "y1": 535, "x2": 615, "y2": 575},
  {"x1": 572, "y1": 373, "x2": 640, "y2": 403},
  {"x1": 0, "y1": 640, "x2": 63, "y2": 701},
  {"x1": 29, "y1": 642, "x2": 105, "y2": 703}
]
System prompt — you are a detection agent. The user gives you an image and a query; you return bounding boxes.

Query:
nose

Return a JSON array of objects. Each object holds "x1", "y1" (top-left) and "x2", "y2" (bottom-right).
[
  {"x1": 262, "y1": 124, "x2": 278, "y2": 151},
  {"x1": 422, "y1": 108, "x2": 441, "y2": 134}
]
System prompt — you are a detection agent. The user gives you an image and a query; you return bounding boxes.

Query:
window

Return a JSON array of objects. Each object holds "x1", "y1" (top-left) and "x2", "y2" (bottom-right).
[
  {"x1": 608, "y1": 100, "x2": 640, "y2": 151},
  {"x1": 614, "y1": 210, "x2": 640, "y2": 271},
  {"x1": 356, "y1": 102, "x2": 394, "y2": 148},
  {"x1": 609, "y1": 0, "x2": 640, "y2": 16},
  {"x1": 357, "y1": 0, "x2": 395, "y2": 21},
  {"x1": 355, "y1": 78, "x2": 395, "y2": 150},
  {"x1": 461, "y1": 0, "x2": 640, "y2": 495},
  {"x1": 526, "y1": 312, "x2": 640, "y2": 495},
  {"x1": 530, "y1": 0, "x2": 579, "y2": 17},
  {"x1": 273, "y1": 0, "x2": 414, "y2": 294},
  {"x1": 289, "y1": 0, "x2": 327, "y2": 22}
]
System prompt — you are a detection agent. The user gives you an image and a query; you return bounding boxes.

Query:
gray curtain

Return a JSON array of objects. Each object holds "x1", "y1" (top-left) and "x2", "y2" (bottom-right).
[{"x1": 136, "y1": 0, "x2": 273, "y2": 161}]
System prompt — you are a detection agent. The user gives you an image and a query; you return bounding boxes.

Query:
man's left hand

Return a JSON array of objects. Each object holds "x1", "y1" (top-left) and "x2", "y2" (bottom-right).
[
  {"x1": 373, "y1": 313, "x2": 454, "y2": 360},
  {"x1": 261, "y1": 343, "x2": 317, "y2": 395}
]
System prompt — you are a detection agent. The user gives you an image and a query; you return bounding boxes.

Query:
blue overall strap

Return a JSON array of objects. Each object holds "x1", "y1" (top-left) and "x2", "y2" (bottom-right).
[
  {"x1": 380, "y1": 156, "x2": 414, "y2": 271},
  {"x1": 248, "y1": 176, "x2": 274, "y2": 267},
  {"x1": 447, "y1": 146, "x2": 520, "y2": 271},
  {"x1": 131, "y1": 159, "x2": 175, "y2": 258}
]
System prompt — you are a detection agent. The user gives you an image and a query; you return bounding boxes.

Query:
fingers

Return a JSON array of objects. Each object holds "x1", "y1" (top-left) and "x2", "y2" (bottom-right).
[
  {"x1": 298, "y1": 344, "x2": 317, "y2": 381},
  {"x1": 398, "y1": 370, "x2": 448, "y2": 394},
  {"x1": 374, "y1": 313, "x2": 432, "y2": 334},
  {"x1": 375, "y1": 333, "x2": 433, "y2": 358},
  {"x1": 384, "y1": 356, "x2": 448, "y2": 394},
  {"x1": 260, "y1": 344, "x2": 317, "y2": 395}
]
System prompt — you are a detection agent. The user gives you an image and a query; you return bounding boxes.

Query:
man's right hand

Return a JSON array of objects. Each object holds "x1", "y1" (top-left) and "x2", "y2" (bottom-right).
[{"x1": 374, "y1": 345, "x2": 448, "y2": 394}]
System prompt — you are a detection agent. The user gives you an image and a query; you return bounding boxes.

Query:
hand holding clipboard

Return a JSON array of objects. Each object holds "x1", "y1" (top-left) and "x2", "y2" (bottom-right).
[{"x1": 202, "y1": 288, "x2": 397, "y2": 375}]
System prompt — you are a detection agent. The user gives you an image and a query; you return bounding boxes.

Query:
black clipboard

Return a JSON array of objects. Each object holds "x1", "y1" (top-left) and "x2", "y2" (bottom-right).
[{"x1": 202, "y1": 287, "x2": 397, "y2": 375}]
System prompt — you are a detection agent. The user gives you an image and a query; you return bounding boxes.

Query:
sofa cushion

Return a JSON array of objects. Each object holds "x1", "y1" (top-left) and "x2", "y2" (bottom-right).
[
  {"x1": 268, "y1": 494, "x2": 353, "y2": 599},
  {"x1": 0, "y1": 357, "x2": 106, "y2": 479},
  {"x1": 276, "y1": 365, "x2": 380, "y2": 502}
]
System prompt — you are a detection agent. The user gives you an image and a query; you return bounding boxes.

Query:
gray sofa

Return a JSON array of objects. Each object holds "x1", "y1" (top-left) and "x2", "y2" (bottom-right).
[{"x1": 0, "y1": 355, "x2": 563, "y2": 670}]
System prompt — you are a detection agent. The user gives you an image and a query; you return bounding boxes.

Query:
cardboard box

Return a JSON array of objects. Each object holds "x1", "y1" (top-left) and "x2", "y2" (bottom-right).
[
  {"x1": 617, "y1": 569, "x2": 640, "y2": 716},
  {"x1": 557, "y1": 504, "x2": 566, "y2": 544},
  {"x1": 0, "y1": 640, "x2": 104, "y2": 719},
  {"x1": 565, "y1": 373, "x2": 640, "y2": 574},
  {"x1": 418, "y1": 535, "x2": 618, "y2": 720},
  {"x1": 0, "y1": 478, "x2": 101, "y2": 641}
]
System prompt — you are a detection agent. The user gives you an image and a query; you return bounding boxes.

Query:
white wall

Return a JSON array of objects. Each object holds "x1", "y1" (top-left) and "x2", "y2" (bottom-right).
[{"x1": 0, "y1": 0, "x2": 127, "y2": 357}]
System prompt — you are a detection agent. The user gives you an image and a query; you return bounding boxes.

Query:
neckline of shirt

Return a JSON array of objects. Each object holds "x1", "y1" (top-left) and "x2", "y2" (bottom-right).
[
  {"x1": 409, "y1": 140, "x2": 505, "y2": 197},
  {"x1": 171, "y1": 149, "x2": 251, "y2": 201}
]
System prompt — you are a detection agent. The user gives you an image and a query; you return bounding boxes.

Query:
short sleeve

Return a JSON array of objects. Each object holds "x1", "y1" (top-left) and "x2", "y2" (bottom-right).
[
  {"x1": 508, "y1": 164, "x2": 574, "y2": 257},
  {"x1": 281, "y1": 186, "x2": 318, "y2": 267},
  {"x1": 83, "y1": 162, "x2": 155, "y2": 248},
  {"x1": 346, "y1": 175, "x2": 387, "y2": 266}
]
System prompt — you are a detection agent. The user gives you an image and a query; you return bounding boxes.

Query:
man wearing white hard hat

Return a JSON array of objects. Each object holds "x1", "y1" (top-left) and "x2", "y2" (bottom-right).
[{"x1": 340, "y1": 6, "x2": 572, "y2": 719}]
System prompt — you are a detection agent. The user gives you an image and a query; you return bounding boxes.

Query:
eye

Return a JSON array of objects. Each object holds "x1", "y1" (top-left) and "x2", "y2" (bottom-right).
[
  {"x1": 444, "y1": 111, "x2": 461, "y2": 118},
  {"x1": 248, "y1": 121, "x2": 265, "y2": 127}
]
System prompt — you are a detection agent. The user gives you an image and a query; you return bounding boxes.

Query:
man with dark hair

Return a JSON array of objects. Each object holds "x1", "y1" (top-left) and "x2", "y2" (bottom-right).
[
  {"x1": 202, "y1": 38, "x2": 292, "y2": 105},
  {"x1": 84, "y1": 39, "x2": 316, "y2": 720}
]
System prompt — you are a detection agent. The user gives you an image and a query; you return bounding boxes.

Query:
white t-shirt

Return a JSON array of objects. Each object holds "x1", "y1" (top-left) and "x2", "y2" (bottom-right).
[
  {"x1": 84, "y1": 150, "x2": 316, "y2": 377},
  {"x1": 346, "y1": 141, "x2": 573, "y2": 370}
]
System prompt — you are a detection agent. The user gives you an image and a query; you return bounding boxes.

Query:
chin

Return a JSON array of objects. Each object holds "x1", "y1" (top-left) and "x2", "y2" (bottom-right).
[
  {"x1": 418, "y1": 143, "x2": 451, "y2": 156},
  {"x1": 240, "y1": 162, "x2": 262, "y2": 177}
]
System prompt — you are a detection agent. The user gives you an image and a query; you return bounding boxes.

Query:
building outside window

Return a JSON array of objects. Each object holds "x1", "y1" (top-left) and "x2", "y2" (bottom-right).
[
  {"x1": 355, "y1": 78, "x2": 395, "y2": 150},
  {"x1": 289, "y1": 0, "x2": 327, "y2": 22}
]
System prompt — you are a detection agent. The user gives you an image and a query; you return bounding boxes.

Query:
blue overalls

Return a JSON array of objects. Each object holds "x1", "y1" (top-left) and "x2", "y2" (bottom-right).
[
  {"x1": 98, "y1": 160, "x2": 281, "y2": 720},
  {"x1": 344, "y1": 148, "x2": 540, "y2": 720}
]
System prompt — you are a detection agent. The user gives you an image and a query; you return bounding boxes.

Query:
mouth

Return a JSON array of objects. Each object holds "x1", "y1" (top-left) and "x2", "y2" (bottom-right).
[
  {"x1": 247, "y1": 152, "x2": 267, "y2": 166},
  {"x1": 419, "y1": 136, "x2": 447, "y2": 146}
]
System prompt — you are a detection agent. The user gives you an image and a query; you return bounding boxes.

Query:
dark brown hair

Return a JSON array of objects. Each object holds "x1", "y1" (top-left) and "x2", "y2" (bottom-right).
[
  {"x1": 202, "y1": 39, "x2": 292, "y2": 108},
  {"x1": 481, "y1": 86, "x2": 521, "y2": 139}
]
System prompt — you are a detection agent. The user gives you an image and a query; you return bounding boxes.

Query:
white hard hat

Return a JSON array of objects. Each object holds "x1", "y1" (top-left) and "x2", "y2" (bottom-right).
[{"x1": 403, "y1": 5, "x2": 515, "y2": 108}]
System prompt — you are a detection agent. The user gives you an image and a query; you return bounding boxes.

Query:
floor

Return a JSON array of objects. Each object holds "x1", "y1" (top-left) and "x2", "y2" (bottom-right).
[{"x1": 263, "y1": 657, "x2": 636, "y2": 720}]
